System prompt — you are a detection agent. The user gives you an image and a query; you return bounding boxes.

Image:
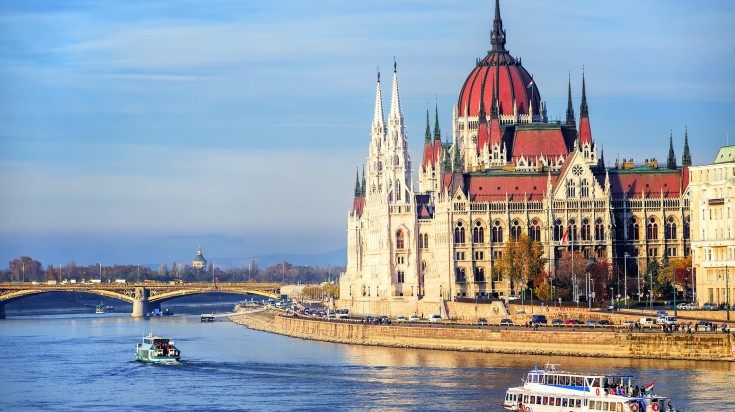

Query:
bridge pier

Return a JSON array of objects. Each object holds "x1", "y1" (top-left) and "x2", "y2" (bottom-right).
[{"x1": 132, "y1": 287, "x2": 149, "y2": 317}]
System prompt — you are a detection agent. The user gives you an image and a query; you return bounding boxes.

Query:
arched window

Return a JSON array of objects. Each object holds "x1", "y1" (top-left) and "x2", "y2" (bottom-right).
[
  {"x1": 473, "y1": 221, "x2": 485, "y2": 244},
  {"x1": 454, "y1": 222, "x2": 466, "y2": 244},
  {"x1": 647, "y1": 217, "x2": 658, "y2": 240},
  {"x1": 418, "y1": 233, "x2": 424, "y2": 249},
  {"x1": 529, "y1": 218, "x2": 541, "y2": 242},
  {"x1": 455, "y1": 267, "x2": 466, "y2": 282},
  {"x1": 421, "y1": 261, "x2": 426, "y2": 272},
  {"x1": 683, "y1": 216, "x2": 690, "y2": 240},
  {"x1": 666, "y1": 216, "x2": 677, "y2": 240},
  {"x1": 511, "y1": 220, "x2": 522, "y2": 241},
  {"x1": 568, "y1": 219, "x2": 578, "y2": 242},
  {"x1": 474, "y1": 267, "x2": 486, "y2": 282},
  {"x1": 566, "y1": 179, "x2": 576, "y2": 198},
  {"x1": 396, "y1": 230, "x2": 405, "y2": 249},
  {"x1": 595, "y1": 218, "x2": 604, "y2": 241},
  {"x1": 554, "y1": 219, "x2": 564, "y2": 241},
  {"x1": 580, "y1": 179, "x2": 589, "y2": 198},
  {"x1": 581, "y1": 218, "x2": 591, "y2": 241},
  {"x1": 630, "y1": 218, "x2": 640, "y2": 241},
  {"x1": 422, "y1": 233, "x2": 429, "y2": 249},
  {"x1": 492, "y1": 220, "x2": 504, "y2": 243},
  {"x1": 397, "y1": 271, "x2": 405, "y2": 283},
  {"x1": 362, "y1": 285, "x2": 367, "y2": 296}
]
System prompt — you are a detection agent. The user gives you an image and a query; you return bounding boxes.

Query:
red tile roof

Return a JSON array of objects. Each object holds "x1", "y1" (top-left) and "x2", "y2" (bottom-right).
[
  {"x1": 352, "y1": 196, "x2": 365, "y2": 216},
  {"x1": 422, "y1": 140, "x2": 443, "y2": 171},
  {"x1": 511, "y1": 127, "x2": 571, "y2": 162},
  {"x1": 607, "y1": 169, "x2": 687, "y2": 198},
  {"x1": 578, "y1": 116, "x2": 592, "y2": 145}
]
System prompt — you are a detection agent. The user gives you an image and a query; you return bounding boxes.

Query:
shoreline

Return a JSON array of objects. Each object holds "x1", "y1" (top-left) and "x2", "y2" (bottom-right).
[{"x1": 230, "y1": 308, "x2": 735, "y2": 362}]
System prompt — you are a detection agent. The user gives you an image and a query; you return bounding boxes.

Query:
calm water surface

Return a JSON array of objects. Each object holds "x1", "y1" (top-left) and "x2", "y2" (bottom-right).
[{"x1": 1, "y1": 311, "x2": 733, "y2": 411}]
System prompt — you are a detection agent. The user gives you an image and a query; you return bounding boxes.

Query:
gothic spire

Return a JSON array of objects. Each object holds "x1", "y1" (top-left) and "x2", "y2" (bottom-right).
[
  {"x1": 424, "y1": 108, "x2": 431, "y2": 143},
  {"x1": 682, "y1": 126, "x2": 692, "y2": 167},
  {"x1": 372, "y1": 69, "x2": 385, "y2": 131},
  {"x1": 361, "y1": 166, "x2": 366, "y2": 195},
  {"x1": 433, "y1": 102, "x2": 441, "y2": 141},
  {"x1": 580, "y1": 70, "x2": 589, "y2": 118},
  {"x1": 490, "y1": 0, "x2": 507, "y2": 52},
  {"x1": 667, "y1": 131, "x2": 677, "y2": 169},
  {"x1": 566, "y1": 74, "x2": 576, "y2": 126},
  {"x1": 452, "y1": 142, "x2": 463, "y2": 172},
  {"x1": 388, "y1": 59, "x2": 404, "y2": 125},
  {"x1": 354, "y1": 168, "x2": 361, "y2": 197}
]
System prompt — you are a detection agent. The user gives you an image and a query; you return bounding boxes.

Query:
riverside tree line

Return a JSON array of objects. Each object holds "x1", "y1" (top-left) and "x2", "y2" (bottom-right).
[{"x1": 2, "y1": 256, "x2": 345, "y2": 286}]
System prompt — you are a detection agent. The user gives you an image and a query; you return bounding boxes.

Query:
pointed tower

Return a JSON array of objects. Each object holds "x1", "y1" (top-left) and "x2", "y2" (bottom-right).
[
  {"x1": 354, "y1": 168, "x2": 361, "y2": 197},
  {"x1": 361, "y1": 166, "x2": 366, "y2": 195},
  {"x1": 490, "y1": 0, "x2": 506, "y2": 52},
  {"x1": 578, "y1": 71, "x2": 591, "y2": 145},
  {"x1": 384, "y1": 60, "x2": 413, "y2": 204},
  {"x1": 365, "y1": 70, "x2": 386, "y2": 201},
  {"x1": 667, "y1": 131, "x2": 677, "y2": 169},
  {"x1": 565, "y1": 75, "x2": 576, "y2": 127},
  {"x1": 424, "y1": 109, "x2": 431, "y2": 144},
  {"x1": 682, "y1": 127, "x2": 692, "y2": 167},
  {"x1": 433, "y1": 102, "x2": 441, "y2": 141}
]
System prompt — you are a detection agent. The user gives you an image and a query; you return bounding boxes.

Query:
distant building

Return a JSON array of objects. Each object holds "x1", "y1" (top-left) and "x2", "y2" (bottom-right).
[
  {"x1": 690, "y1": 146, "x2": 735, "y2": 306},
  {"x1": 193, "y1": 246, "x2": 207, "y2": 270}
]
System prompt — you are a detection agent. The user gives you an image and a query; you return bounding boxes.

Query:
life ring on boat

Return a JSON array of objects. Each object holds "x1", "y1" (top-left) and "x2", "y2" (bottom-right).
[
  {"x1": 630, "y1": 403, "x2": 639, "y2": 412},
  {"x1": 651, "y1": 404, "x2": 659, "y2": 411},
  {"x1": 520, "y1": 403, "x2": 525, "y2": 412},
  {"x1": 595, "y1": 388, "x2": 600, "y2": 396}
]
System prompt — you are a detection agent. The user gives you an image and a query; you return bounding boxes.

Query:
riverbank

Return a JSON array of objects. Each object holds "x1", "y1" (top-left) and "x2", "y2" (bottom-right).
[{"x1": 230, "y1": 308, "x2": 735, "y2": 362}]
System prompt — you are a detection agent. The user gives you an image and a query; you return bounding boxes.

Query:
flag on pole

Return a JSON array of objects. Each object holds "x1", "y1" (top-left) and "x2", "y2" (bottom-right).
[
  {"x1": 643, "y1": 381, "x2": 655, "y2": 393},
  {"x1": 560, "y1": 226, "x2": 570, "y2": 245},
  {"x1": 527, "y1": 80, "x2": 534, "y2": 89}
]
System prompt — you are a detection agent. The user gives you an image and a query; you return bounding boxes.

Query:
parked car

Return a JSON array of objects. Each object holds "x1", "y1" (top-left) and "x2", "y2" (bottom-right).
[
  {"x1": 703, "y1": 303, "x2": 718, "y2": 311},
  {"x1": 598, "y1": 320, "x2": 611, "y2": 326},
  {"x1": 656, "y1": 310, "x2": 668, "y2": 317},
  {"x1": 696, "y1": 320, "x2": 712, "y2": 331},
  {"x1": 676, "y1": 302, "x2": 689, "y2": 310},
  {"x1": 507, "y1": 296, "x2": 520, "y2": 301},
  {"x1": 639, "y1": 317, "x2": 656, "y2": 327},
  {"x1": 622, "y1": 320, "x2": 635, "y2": 328},
  {"x1": 531, "y1": 315, "x2": 548, "y2": 326},
  {"x1": 564, "y1": 319, "x2": 581, "y2": 326},
  {"x1": 586, "y1": 320, "x2": 599, "y2": 327},
  {"x1": 607, "y1": 304, "x2": 620, "y2": 311},
  {"x1": 428, "y1": 314, "x2": 443, "y2": 323},
  {"x1": 551, "y1": 319, "x2": 564, "y2": 326},
  {"x1": 477, "y1": 318, "x2": 488, "y2": 325},
  {"x1": 500, "y1": 318, "x2": 514, "y2": 326},
  {"x1": 396, "y1": 315, "x2": 407, "y2": 323},
  {"x1": 408, "y1": 315, "x2": 420, "y2": 323},
  {"x1": 658, "y1": 316, "x2": 677, "y2": 326}
]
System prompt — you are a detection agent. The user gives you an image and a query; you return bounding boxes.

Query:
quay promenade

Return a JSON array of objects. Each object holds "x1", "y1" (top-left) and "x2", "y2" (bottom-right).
[{"x1": 230, "y1": 308, "x2": 735, "y2": 362}]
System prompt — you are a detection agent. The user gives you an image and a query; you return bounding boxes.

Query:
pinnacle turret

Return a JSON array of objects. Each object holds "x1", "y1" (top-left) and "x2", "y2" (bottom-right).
[
  {"x1": 580, "y1": 71, "x2": 589, "y2": 118},
  {"x1": 682, "y1": 127, "x2": 692, "y2": 167},
  {"x1": 354, "y1": 168, "x2": 361, "y2": 197},
  {"x1": 667, "y1": 131, "x2": 677, "y2": 169},
  {"x1": 388, "y1": 60, "x2": 404, "y2": 126},
  {"x1": 433, "y1": 103, "x2": 441, "y2": 141},
  {"x1": 424, "y1": 109, "x2": 431, "y2": 143},
  {"x1": 566, "y1": 75, "x2": 576, "y2": 126},
  {"x1": 490, "y1": 0, "x2": 507, "y2": 52},
  {"x1": 372, "y1": 70, "x2": 385, "y2": 132}
]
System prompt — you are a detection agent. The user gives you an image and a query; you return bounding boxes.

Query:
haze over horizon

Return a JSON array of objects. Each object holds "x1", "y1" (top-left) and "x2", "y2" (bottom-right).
[{"x1": 1, "y1": 0, "x2": 734, "y2": 268}]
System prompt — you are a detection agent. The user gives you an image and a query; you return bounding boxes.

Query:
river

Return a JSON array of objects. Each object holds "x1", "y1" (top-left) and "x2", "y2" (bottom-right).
[{"x1": 1, "y1": 307, "x2": 733, "y2": 411}]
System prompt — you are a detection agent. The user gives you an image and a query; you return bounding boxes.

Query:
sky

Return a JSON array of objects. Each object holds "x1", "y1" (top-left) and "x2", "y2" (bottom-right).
[{"x1": 1, "y1": 0, "x2": 734, "y2": 268}]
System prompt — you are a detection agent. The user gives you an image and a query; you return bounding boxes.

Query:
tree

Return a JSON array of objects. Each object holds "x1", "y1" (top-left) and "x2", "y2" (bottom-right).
[
  {"x1": 658, "y1": 256, "x2": 692, "y2": 299},
  {"x1": 494, "y1": 234, "x2": 546, "y2": 295},
  {"x1": 8, "y1": 256, "x2": 43, "y2": 282},
  {"x1": 553, "y1": 250, "x2": 587, "y2": 301}
]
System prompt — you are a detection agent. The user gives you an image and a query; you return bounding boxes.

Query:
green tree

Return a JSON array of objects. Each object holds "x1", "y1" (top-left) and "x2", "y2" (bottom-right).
[{"x1": 494, "y1": 234, "x2": 546, "y2": 296}]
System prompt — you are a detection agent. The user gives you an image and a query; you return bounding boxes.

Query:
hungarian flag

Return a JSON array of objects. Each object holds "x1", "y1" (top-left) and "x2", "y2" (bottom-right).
[
  {"x1": 643, "y1": 381, "x2": 655, "y2": 393},
  {"x1": 560, "y1": 226, "x2": 570, "y2": 245},
  {"x1": 527, "y1": 80, "x2": 534, "y2": 89}
]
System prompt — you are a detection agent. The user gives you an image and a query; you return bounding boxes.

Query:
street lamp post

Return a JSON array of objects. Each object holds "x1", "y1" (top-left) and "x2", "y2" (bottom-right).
[{"x1": 673, "y1": 275, "x2": 677, "y2": 317}]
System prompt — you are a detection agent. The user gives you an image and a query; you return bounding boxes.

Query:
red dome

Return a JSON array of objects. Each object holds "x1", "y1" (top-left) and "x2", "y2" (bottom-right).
[
  {"x1": 457, "y1": 53, "x2": 541, "y2": 118},
  {"x1": 457, "y1": 0, "x2": 541, "y2": 118}
]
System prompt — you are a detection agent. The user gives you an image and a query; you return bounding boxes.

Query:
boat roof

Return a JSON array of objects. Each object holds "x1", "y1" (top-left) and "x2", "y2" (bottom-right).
[{"x1": 529, "y1": 364, "x2": 634, "y2": 379}]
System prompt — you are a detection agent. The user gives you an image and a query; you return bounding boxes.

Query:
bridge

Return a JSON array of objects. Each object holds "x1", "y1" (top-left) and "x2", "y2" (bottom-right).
[{"x1": 0, "y1": 282, "x2": 281, "y2": 318}]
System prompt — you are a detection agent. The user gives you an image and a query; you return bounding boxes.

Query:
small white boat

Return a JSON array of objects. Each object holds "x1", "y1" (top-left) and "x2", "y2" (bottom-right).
[
  {"x1": 503, "y1": 364, "x2": 678, "y2": 412},
  {"x1": 135, "y1": 334, "x2": 181, "y2": 364}
]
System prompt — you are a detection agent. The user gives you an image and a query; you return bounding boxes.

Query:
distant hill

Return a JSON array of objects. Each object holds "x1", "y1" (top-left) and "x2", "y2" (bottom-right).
[{"x1": 211, "y1": 248, "x2": 346, "y2": 270}]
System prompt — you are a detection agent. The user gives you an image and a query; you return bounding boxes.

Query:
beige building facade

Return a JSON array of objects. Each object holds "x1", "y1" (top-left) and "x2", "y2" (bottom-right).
[{"x1": 690, "y1": 146, "x2": 735, "y2": 307}]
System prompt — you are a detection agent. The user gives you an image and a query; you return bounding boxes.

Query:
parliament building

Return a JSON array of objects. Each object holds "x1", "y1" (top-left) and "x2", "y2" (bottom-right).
[{"x1": 339, "y1": 0, "x2": 692, "y2": 309}]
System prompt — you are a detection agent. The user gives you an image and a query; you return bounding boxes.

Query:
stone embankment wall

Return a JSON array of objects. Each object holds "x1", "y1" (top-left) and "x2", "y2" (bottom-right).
[{"x1": 230, "y1": 309, "x2": 735, "y2": 362}]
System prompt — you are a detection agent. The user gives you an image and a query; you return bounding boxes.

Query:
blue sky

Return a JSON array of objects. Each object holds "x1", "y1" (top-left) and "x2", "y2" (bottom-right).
[{"x1": 1, "y1": 0, "x2": 733, "y2": 268}]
